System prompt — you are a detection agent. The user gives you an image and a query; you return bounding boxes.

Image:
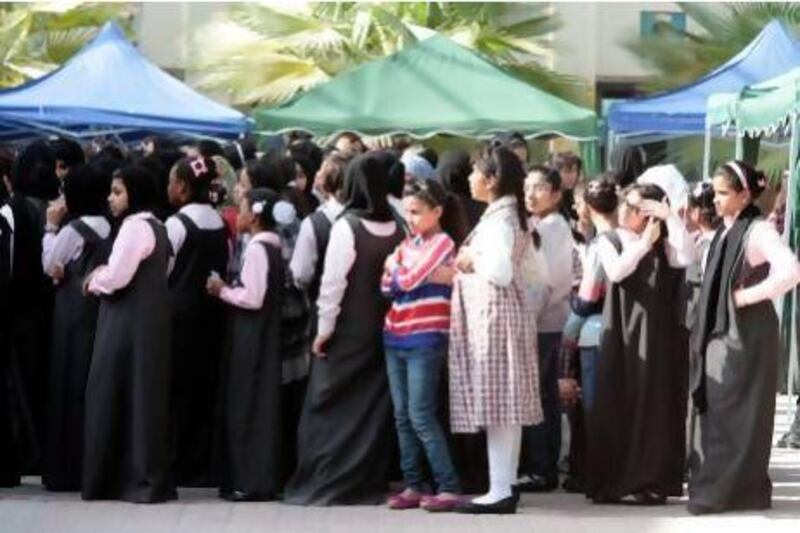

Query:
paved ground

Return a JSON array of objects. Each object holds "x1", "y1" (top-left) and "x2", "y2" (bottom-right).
[{"x1": 3, "y1": 397, "x2": 800, "y2": 533}]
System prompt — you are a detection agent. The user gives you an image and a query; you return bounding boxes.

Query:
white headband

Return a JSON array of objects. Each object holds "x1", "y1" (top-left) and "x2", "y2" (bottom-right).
[{"x1": 726, "y1": 161, "x2": 749, "y2": 192}]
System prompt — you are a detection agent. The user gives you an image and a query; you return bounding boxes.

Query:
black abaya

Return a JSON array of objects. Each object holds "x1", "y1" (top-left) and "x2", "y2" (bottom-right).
[
  {"x1": 218, "y1": 241, "x2": 284, "y2": 498},
  {"x1": 82, "y1": 217, "x2": 175, "y2": 503},
  {"x1": 587, "y1": 235, "x2": 688, "y2": 502},
  {"x1": 285, "y1": 215, "x2": 403, "y2": 505},
  {"x1": 43, "y1": 219, "x2": 109, "y2": 490}
]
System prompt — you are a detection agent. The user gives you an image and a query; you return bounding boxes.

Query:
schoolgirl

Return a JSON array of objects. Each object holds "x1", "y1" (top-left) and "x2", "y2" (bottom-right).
[
  {"x1": 83, "y1": 164, "x2": 175, "y2": 503},
  {"x1": 557, "y1": 176, "x2": 618, "y2": 492},
  {"x1": 207, "y1": 188, "x2": 285, "y2": 502},
  {"x1": 519, "y1": 165, "x2": 574, "y2": 492},
  {"x1": 41, "y1": 164, "x2": 111, "y2": 491},
  {"x1": 286, "y1": 153, "x2": 404, "y2": 505},
  {"x1": 165, "y1": 155, "x2": 229, "y2": 486},
  {"x1": 586, "y1": 182, "x2": 694, "y2": 505},
  {"x1": 448, "y1": 143, "x2": 546, "y2": 514},
  {"x1": 689, "y1": 161, "x2": 800, "y2": 514},
  {"x1": 382, "y1": 179, "x2": 465, "y2": 512}
]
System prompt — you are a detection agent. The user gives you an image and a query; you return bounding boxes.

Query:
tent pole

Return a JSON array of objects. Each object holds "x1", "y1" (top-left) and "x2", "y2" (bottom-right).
[
  {"x1": 606, "y1": 131, "x2": 615, "y2": 171},
  {"x1": 787, "y1": 116, "x2": 799, "y2": 419},
  {"x1": 735, "y1": 134, "x2": 744, "y2": 160},
  {"x1": 702, "y1": 124, "x2": 712, "y2": 181}
]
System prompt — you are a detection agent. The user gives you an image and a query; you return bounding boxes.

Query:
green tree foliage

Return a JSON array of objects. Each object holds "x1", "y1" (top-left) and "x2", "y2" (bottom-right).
[
  {"x1": 0, "y1": 2, "x2": 134, "y2": 88},
  {"x1": 194, "y1": 2, "x2": 585, "y2": 108}
]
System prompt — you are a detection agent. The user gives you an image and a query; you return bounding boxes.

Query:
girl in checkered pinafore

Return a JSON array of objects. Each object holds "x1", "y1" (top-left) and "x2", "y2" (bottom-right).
[{"x1": 449, "y1": 143, "x2": 544, "y2": 514}]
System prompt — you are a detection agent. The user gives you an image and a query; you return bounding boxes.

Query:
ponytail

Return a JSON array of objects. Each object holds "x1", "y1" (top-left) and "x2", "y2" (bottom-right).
[{"x1": 403, "y1": 178, "x2": 469, "y2": 246}]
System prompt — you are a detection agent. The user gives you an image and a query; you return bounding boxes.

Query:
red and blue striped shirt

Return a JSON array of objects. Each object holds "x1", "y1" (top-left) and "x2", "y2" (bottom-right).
[{"x1": 381, "y1": 232, "x2": 455, "y2": 350}]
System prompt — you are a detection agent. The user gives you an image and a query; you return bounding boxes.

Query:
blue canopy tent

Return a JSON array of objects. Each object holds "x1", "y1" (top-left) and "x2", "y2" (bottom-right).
[
  {"x1": 608, "y1": 20, "x2": 800, "y2": 153},
  {"x1": 0, "y1": 22, "x2": 249, "y2": 141}
]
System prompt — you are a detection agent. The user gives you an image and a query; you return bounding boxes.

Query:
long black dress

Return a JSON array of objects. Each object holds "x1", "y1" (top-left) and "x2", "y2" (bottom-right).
[
  {"x1": 168, "y1": 212, "x2": 228, "y2": 487},
  {"x1": 6, "y1": 194, "x2": 51, "y2": 474},
  {"x1": 285, "y1": 215, "x2": 403, "y2": 505},
  {"x1": 43, "y1": 219, "x2": 110, "y2": 491},
  {"x1": 82, "y1": 217, "x2": 176, "y2": 503},
  {"x1": 689, "y1": 215, "x2": 778, "y2": 513},
  {"x1": 276, "y1": 219, "x2": 310, "y2": 485},
  {"x1": 218, "y1": 240, "x2": 283, "y2": 498},
  {"x1": 0, "y1": 205, "x2": 18, "y2": 487},
  {"x1": 586, "y1": 233, "x2": 688, "y2": 502}
]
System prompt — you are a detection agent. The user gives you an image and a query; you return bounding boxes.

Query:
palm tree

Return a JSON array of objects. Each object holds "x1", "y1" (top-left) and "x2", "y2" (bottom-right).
[
  {"x1": 626, "y1": 2, "x2": 800, "y2": 93},
  {"x1": 624, "y1": 2, "x2": 800, "y2": 179},
  {"x1": 193, "y1": 2, "x2": 585, "y2": 108},
  {"x1": 0, "y1": 2, "x2": 133, "y2": 89}
]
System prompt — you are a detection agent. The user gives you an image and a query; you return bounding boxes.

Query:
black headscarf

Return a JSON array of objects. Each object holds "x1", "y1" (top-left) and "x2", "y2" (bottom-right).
[
  {"x1": 342, "y1": 153, "x2": 392, "y2": 222},
  {"x1": 610, "y1": 144, "x2": 646, "y2": 189},
  {"x1": 371, "y1": 150, "x2": 405, "y2": 198},
  {"x1": 437, "y1": 149, "x2": 471, "y2": 196},
  {"x1": 115, "y1": 164, "x2": 161, "y2": 216}
]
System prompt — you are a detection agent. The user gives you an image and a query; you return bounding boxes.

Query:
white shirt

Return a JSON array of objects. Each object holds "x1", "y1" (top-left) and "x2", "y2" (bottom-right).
[
  {"x1": 709, "y1": 219, "x2": 800, "y2": 307},
  {"x1": 165, "y1": 203, "x2": 225, "y2": 273},
  {"x1": 533, "y1": 213, "x2": 575, "y2": 332},
  {"x1": 219, "y1": 231, "x2": 281, "y2": 310},
  {"x1": 88, "y1": 212, "x2": 159, "y2": 295},
  {"x1": 42, "y1": 215, "x2": 111, "y2": 276},
  {"x1": 317, "y1": 217, "x2": 398, "y2": 337},
  {"x1": 290, "y1": 198, "x2": 343, "y2": 289},
  {"x1": 0, "y1": 204, "x2": 14, "y2": 275},
  {"x1": 596, "y1": 213, "x2": 695, "y2": 284},
  {"x1": 468, "y1": 207, "x2": 515, "y2": 287}
]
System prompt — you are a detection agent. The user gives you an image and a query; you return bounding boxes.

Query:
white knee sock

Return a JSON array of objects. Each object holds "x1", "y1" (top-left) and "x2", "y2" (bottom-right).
[{"x1": 473, "y1": 425, "x2": 522, "y2": 504}]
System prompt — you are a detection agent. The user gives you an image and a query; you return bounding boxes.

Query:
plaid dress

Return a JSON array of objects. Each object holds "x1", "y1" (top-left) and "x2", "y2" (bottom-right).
[{"x1": 449, "y1": 197, "x2": 543, "y2": 433}]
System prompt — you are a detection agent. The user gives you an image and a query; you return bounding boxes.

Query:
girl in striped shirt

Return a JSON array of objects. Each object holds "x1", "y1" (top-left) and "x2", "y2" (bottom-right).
[{"x1": 381, "y1": 179, "x2": 466, "y2": 512}]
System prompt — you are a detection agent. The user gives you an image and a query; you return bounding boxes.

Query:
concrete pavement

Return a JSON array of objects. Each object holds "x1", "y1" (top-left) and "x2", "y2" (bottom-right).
[{"x1": 2, "y1": 397, "x2": 800, "y2": 533}]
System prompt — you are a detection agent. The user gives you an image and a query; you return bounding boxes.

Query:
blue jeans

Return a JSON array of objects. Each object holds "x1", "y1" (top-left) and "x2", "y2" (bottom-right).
[
  {"x1": 520, "y1": 332, "x2": 562, "y2": 481},
  {"x1": 385, "y1": 345, "x2": 459, "y2": 493},
  {"x1": 580, "y1": 346, "x2": 599, "y2": 411}
]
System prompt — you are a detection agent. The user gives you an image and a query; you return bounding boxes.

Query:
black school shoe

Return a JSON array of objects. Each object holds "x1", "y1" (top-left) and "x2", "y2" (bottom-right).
[
  {"x1": 518, "y1": 474, "x2": 558, "y2": 493},
  {"x1": 219, "y1": 489, "x2": 275, "y2": 502},
  {"x1": 456, "y1": 494, "x2": 518, "y2": 515},
  {"x1": 562, "y1": 476, "x2": 585, "y2": 494},
  {"x1": 687, "y1": 503, "x2": 715, "y2": 516}
]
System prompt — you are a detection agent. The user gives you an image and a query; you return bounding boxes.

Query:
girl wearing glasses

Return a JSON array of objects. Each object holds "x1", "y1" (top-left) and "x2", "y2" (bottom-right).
[{"x1": 586, "y1": 182, "x2": 694, "y2": 505}]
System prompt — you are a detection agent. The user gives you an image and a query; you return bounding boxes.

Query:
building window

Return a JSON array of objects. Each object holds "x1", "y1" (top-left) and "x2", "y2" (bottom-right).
[{"x1": 640, "y1": 11, "x2": 687, "y2": 37}]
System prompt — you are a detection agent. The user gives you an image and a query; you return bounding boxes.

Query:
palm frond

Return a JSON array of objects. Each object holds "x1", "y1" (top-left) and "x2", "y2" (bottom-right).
[
  {"x1": 196, "y1": 44, "x2": 329, "y2": 106},
  {"x1": 194, "y1": 1, "x2": 578, "y2": 109},
  {"x1": 42, "y1": 27, "x2": 99, "y2": 63},
  {"x1": 229, "y1": 3, "x2": 322, "y2": 41}
]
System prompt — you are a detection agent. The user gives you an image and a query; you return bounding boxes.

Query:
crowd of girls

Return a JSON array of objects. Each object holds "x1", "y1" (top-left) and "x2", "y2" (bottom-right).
[{"x1": 0, "y1": 133, "x2": 798, "y2": 516}]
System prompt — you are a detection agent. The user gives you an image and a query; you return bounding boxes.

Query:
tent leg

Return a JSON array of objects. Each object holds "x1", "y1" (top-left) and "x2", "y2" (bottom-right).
[
  {"x1": 787, "y1": 117, "x2": 799, "y2": 421},
  {"x1": 703, "y1": 125, "x2": 712, "y2": 181},
  {"x1": 606, "y1": 131, "x2": 616, "y2": 171}
]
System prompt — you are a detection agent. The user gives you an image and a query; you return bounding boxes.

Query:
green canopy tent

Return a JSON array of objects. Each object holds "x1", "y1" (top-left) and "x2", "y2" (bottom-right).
[
  {"x1": 705, "y1": 68, "x2": 800, "y2": 401},
  {"x1": 253, "y1": 33, "x2": 599, "y2": 172}
]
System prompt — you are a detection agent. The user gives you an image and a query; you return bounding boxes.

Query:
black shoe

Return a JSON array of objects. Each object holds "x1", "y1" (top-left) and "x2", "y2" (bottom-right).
[
  {"x1": 687, "y1": 503, "x2": 715, "y2": 516},
  {"x1": 220, "y1": 490, "x2": 269, "y2": 502},
  {"x1": 456, "y1": 495, "x2": 518, "y2": 515},
  {"x1": 518, "y1": 474, "x2": 558, "y2": 493},
  {"x1": 777, "y1": 431, "x2": 800, "y2": 449},
  {"x1": 632, "y1": 491, "x2": 666, "y2": 506},
  {"x1": 562, "y1": 476, "x2": 584, "y2": 494}
]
